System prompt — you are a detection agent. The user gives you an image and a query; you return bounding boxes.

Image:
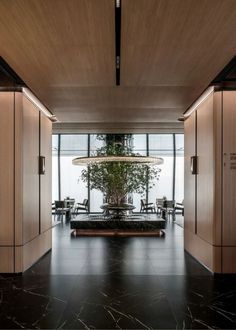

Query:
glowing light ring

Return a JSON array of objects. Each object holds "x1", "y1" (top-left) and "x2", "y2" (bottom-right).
[{"x1": 72, "y1": 156, "x2": 164, "y2": 166}]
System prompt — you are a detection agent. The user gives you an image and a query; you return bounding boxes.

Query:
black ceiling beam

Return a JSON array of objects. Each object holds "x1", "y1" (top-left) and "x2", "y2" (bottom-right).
[
  {"x1": 115, "y1": 0, "x2": 121, "y2": 86},
  {"x1": 0, "y1": 56, "x2": 25, "y2": 88},
  {"x1": 212, "y1": 56, "x2": 236, "y2": 84}
]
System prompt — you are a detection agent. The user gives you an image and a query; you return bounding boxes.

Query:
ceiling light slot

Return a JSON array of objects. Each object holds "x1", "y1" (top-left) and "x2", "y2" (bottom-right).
[
  {"x1": 116, "y1": 0, "x2": 120, "y2": 8},
  {"x1": 115, "y1": 0, "x2": 121, "y2": 85}
]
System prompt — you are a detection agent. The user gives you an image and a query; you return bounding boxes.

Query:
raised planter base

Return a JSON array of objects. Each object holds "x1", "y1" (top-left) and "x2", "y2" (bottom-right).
[
  {"x1": 70, "y1": 215, "x2": 166, "y2": 237},
  {"x1": 72, "y1": 229, "x2": 164, "y2": 237}
]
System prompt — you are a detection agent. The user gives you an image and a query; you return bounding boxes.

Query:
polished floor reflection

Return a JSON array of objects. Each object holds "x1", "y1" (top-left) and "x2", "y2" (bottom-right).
[{"x1": 1, "y1": 220, "x2": 236, "y2": 329}]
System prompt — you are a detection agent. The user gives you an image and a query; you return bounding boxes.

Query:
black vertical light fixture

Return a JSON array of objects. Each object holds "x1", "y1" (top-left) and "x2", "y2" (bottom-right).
[{"x1": 115, "y1": 0, "x2": 121, "y2": 85}]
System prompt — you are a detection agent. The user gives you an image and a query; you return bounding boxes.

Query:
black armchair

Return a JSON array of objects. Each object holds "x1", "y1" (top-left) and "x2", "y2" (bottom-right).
[
  {"x1": 174, "y1": 200, "x2": 184, "y2": 216},
  {"x1": 140, "y1": 199, "x2": 156, "y2": 213},
  {"x1": 75, "y1": 199, "x2": 89, "y2": 214},
  {"x1": 54, "y1": 200, "x2": 71, "y2": 221},
  {"x1": 156, "y1": 198, "x2": 164, "y2": 214},
  {"x1": 161, "y1": 200, "x2": 175, "y2": 220}
]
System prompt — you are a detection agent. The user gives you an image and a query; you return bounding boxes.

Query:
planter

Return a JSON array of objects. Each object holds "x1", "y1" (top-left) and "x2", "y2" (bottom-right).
[{"x1": 100, "y1": 203, "x2": 135, "y2": 219}]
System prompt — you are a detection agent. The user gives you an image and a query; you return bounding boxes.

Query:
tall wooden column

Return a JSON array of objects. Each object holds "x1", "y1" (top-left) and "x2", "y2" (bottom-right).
[
  {"x1": 0, "y1": 91, "x2": 52, "y2": 273},
  {"x1": 184, "y1": 89, "x2": 236, "y2": 273}
]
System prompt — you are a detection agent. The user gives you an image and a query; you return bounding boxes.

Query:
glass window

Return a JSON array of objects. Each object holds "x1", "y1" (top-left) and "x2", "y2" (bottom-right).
[
  {"x1": 148, "y1": 134, "x2": 174, "y2": 201},
  {"x1": 175, "y1": 134, "x2": 184, "y2": 203},
  {"x1": 126, "y1": 135, "x2": 147, "y2": 211},
  {"x1": 90, "y1": 134, "x2": 106, "y2": 156},
  {"x1": 60, "y1": 134, "x2": 88, "y2": 156},
  {"x1": 52, "y1": 135, "x2": 58, "y2": 202},
  {"x1": 51, "y1": 133, "x2": 184, "y2": 213},
  {"x1": 89, "y1": 134, "x2": 106, "y2": 212},
  {"x1": 61, "y1": 156, "x2": 88, "y2": 202},
  {"x1": 149, "y1": 134, "x2": 174, "y2": 156},
  {"x1": 89, "y1": 189, "x2": 104, "y2": 213},
  {"x1": 131, "y1": 134, "x2": 147, "y2": 155},
  {"x1": 60, "y1": 135, "x2": 88, "y2": 204},
  {"x1": 132, "y1": 192, "x2": 147, "y2": 212}
]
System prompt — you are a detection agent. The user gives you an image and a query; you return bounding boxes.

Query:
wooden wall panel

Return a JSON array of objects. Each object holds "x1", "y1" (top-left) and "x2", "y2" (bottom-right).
[
  {"x1": 222, "y1": 247, "x2": 236, "y2": 273},
  {"x1": 196, "y1": 94, "x2": 214, "y2": 244},
  {"x1": 0, "y1": 92, "x2": 14, "y2": 245},
  {"x1": 184, "y1": 91, "x2": 221, "y2": 273},
  {"x1": 14, "y1": 245, "x2": 23, "y2": 273},
  {"x1": 15, "y1": 228, "x2": 52, "y2": 273},
  {"x1": 184, "y1": 90, "x2": 236, "y2": 273},
  {"x1": 213, "y1": 92, "x2": 223, "y2": 246},
  {"x1": 0, "y1": 247, "x2": 14, "y2": 273},
  {"x1": 40, "y1": 113, "x2": 52, "y2": 233},
  {"x1": 0, "y1": 91, "x2": 52, "y2": 273},
  {"x1": 222, "y1": 91, "x2": 236, "y2": 246},
  {"x1": 184, "y1": 228, "x2": 214, "y2": 272},
  {"x1": 184, "y1": 113, "x2": 196, "y2": 233},
  {"x1": 22, "y1": 229, "x2": 52, "y2": 272},
  {"x1": 14, "y1": 92, "x2": 23, "y2": 246},
  {"x1": 22, "y1": 95, "x2": 40, "y2": 244}
]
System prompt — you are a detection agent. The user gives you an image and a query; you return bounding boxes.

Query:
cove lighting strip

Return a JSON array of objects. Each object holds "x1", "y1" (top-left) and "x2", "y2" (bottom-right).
[
  {"x1": 22, "y1": 87, "x2": 57, "y2": 120},
  {"x1": 183, "y1": 86, "x2": 215, "y2": 119}
]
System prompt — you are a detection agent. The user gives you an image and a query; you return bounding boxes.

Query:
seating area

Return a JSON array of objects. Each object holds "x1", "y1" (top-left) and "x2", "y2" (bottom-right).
[
  {"x1": 52, "y1": 196, "x2": 184, "y2": 223},
  {"x1": 140, "y1": 197, "x2": 184, "y2": 221},
  {"x1": 52, "y1": 198, "x2": 89, "y2": 221}
]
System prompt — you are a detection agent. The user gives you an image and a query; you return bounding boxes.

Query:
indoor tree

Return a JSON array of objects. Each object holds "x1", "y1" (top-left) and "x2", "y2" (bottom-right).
[{"x1": 80, "y1": 134, "x2": 161, "y2": 206}]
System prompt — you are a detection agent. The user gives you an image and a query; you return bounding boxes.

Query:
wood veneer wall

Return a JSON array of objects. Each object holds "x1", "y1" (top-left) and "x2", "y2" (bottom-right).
[
  {"x1": 184, "y1": 92, "x2": 218, "y2": 272},
  {"x1": 221, "y1": 91, "x2": 236, "y2": 272},
  {"x1": 0, "y1": 92, "x2": 14, "y2": 272},
  {"x1": 0, "y1": 91, "x2": 52, "y2": 273},
  {"x1": 184, "y1": 111, "x2": 196, "y2": 235},
  {"x1": 184, "y1": 90, "x2": 236, "y2": 273},
  {"x1": 40, "y1": 113, "x2": 52, "y2": 234}
]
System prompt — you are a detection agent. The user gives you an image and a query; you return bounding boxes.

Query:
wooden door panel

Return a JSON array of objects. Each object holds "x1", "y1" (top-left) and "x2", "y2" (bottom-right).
[
  {"x1": 196, "y1": 93, "x2": 214, "y2": 244},
  {"x1": 22, "y1": 96, "x2": 40, "y2": 244},
  {"x1": 40, "y1": 113, "x2": 52, "y2": 233},
  {"x1": 184, "y1": 113, "x2": 196, "y2": 233},
  {"x1": 0, "y1": 92, "x2": 14, "y2": 245},
  {"x1": 222, "y1": 91, "x2": 236, "y2": 245}
]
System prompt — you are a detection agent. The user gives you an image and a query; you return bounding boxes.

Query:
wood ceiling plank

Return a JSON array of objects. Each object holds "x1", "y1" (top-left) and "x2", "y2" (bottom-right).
[
  {"x1": 121, "y1": 0, "x2": 236, "y2": 87},
  {"x1": 52, "y1": 106, "x2": 184, "y2": 123},
  {"x1": 38, "y1": 86, "x2": 196, "y2": 108},
  {"x1": 0, "y1": 0, "x2": 236, "y2": 123},
  {"x1": 0, "y1": 0, "x2": 115, "y2": 89}
]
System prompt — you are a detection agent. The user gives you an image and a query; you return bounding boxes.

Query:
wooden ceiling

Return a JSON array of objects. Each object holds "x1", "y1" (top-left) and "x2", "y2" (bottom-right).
[{"x1": 0, "y1": 0, "x2": 236, "y2": 124}]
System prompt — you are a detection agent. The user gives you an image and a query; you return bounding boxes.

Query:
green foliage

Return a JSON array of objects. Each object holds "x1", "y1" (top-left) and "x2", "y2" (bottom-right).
[{"x1": 81, "y1": 135, "x2": 160, "y2": 205}]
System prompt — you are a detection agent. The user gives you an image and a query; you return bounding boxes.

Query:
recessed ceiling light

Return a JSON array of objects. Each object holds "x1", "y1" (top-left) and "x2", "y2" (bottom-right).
[{"x1": 116, "y1": 56, "x2": 120, "y2": 69}]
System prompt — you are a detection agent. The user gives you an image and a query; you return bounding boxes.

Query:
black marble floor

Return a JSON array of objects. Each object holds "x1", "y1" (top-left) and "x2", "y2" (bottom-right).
[{"x1": 1, "y1": 219, "x2": 236, "y2": 329}]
